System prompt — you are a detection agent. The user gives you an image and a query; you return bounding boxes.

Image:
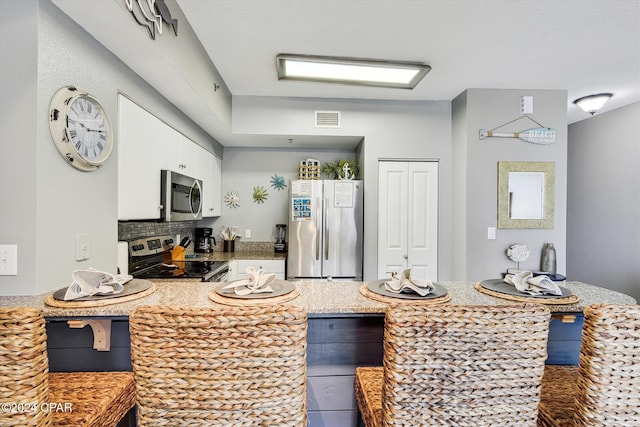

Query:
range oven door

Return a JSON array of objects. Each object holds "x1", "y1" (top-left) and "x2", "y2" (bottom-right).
[
  {"x1": 161, "y1": 170, "x2": 203, "y2": 221},
  {"x1": 203, "y1": 264, "x2": 230, "y2": 282}
]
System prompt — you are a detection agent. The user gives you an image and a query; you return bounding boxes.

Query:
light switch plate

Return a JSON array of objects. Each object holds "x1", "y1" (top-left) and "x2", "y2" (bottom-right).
[
  {"x1": 487, "y1": 227, "x2": 497, "y2": 240},
  {"x1": 520, "y1": 96, "x2": 534, "y2": 115},
  {"x1": 75, "y1": 234, "x2": 90, "y2": 261},
  {"x1": 0, "y1": 244, "x2": 18, "y2": 275}
]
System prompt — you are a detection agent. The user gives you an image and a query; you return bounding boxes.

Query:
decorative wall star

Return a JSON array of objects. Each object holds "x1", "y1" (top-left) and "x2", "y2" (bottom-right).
[
  {"x1": 252, "y1": 186, "x2": 268, "y2": 204},
  {"x1": 224, "y1": 191, "x2": 240, "y2": 208},
  {"x1": 270, "y1": 174, "x2": 287, "y2": 191}
]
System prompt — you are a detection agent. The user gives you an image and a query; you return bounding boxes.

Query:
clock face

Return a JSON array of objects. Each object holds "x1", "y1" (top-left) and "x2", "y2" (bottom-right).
[
  {"x1": 49, "y1": 86, "x2": 113, "y2": 171},
  {"x1": 67, "y1": 96, "x2": 109, "y2": 162}
]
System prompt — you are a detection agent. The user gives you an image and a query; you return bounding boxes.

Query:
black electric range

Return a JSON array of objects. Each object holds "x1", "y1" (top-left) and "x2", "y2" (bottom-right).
[{"x1": 128, "y1": 235, "x2": 228, "y2": 282}]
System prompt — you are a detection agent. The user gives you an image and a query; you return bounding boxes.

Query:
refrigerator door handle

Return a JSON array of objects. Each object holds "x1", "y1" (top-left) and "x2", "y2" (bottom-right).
[
  {"x1": 324, "y1": 197, "x2": 330, "y2": 260},
  {"x1": 315, "y1": 197, "x2": 321, "y2": 260}
]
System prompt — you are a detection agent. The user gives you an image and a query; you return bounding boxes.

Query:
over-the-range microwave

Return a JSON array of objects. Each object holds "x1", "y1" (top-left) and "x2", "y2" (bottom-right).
[{"x1": 160, "y1": 169, "x2": 203, "y2": 221}]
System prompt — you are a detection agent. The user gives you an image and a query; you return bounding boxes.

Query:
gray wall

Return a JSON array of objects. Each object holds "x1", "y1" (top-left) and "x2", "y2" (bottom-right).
[
  {"x1": 204, "y1": 148, "x2": 357, "y2": 244},
  {"x1": 567, "y1": 102, "x2": 640, "y2": 302},
  {"x1": 232, "y1": 96, "x2": 452, "y2": 282},
  {"x1": 0, "y1": 0, "x2": 219, "y2": 295},
  {"x1": 452, "y1": 89, "x2": 568, "y2": 281}
]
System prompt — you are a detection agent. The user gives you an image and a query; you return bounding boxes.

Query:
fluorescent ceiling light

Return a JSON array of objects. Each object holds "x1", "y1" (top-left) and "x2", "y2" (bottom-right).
[
  {"x1": 573, "y1": 93, "x2": 613, "y2": 115},
  {"x1": 276, "y1": 54, "x2": 431, "y2": 89}
]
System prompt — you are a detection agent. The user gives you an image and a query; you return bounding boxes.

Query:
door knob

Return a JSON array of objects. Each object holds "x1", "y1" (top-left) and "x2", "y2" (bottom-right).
[{"x1": 403, "y1": 255, "x2": 408, "y2": 259}]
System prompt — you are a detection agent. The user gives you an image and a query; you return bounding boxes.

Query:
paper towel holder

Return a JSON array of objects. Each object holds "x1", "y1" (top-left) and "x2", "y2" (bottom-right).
[{"x1": 117, "y1": 241, "x2": 129, "y2": 275}]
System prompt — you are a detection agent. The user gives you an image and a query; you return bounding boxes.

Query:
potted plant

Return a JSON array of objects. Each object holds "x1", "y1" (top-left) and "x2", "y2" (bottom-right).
[{"x1": 322, "y1": 160, "x2": 359, "y2": 180}]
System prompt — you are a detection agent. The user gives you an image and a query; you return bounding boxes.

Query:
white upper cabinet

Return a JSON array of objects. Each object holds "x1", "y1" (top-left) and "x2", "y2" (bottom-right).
[
  {"x1": 118, "y1": 96, "x2": 164, "y2": 220},
  {"x1": 160, "y1": 127, "x2": 198, "y2": 175},
  {"x1": 195, "y1": 144, "x2": 222, "y2": 217},
  {"x1": 202, "y1": 154, "x2": 222, "y2": 217},
  {"x1": 117, "y1": 94, "x2": 222, "y2": 220}
]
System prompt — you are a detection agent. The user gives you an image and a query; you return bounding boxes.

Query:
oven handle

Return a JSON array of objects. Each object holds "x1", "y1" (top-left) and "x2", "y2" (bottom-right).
[{"x1": 203, "y1": 266, "x2": 229, "y2": 282}]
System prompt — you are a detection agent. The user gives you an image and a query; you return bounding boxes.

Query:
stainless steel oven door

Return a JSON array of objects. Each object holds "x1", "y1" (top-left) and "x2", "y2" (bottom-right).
[{"x1": 203, "y1": 265, "x2": 229, "y2": 282}]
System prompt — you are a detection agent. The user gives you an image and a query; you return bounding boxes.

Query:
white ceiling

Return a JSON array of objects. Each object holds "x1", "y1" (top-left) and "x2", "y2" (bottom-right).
[{"x1": 51, "y1": 0, "x2": 640, "y2": 148}]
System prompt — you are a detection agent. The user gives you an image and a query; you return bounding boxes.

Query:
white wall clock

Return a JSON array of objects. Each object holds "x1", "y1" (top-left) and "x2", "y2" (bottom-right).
[{"x1": 49, "y1": 86, "x2": 113, "y2": 171}]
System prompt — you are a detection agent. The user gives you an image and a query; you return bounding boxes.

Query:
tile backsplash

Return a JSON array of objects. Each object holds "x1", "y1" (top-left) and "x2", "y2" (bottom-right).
[
  {"x1": 118, "y1": 221, "x2": 275, "y2": 253},
  {"x1": 118, "y1": 221, "x2": 197, "y2": 242}
]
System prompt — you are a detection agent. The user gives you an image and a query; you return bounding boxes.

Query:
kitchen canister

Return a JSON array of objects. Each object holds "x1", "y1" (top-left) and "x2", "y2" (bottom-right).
[
  {"x1": 223, "y1": 239, "x2": 235, "y2": 253},
  {"x1": 540, "y1": 243, "x2": 557, "y2": 275}
]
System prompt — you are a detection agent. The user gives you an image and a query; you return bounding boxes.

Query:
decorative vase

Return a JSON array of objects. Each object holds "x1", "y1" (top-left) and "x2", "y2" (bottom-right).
[{"x1": 540, "y1": 243, "x2": 556, "y2": 275}]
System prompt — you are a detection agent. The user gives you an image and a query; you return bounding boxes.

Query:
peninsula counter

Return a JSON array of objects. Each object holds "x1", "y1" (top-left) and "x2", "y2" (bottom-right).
[{"x1": 0, "y1": 280, "x2": 635, "y2": 427}]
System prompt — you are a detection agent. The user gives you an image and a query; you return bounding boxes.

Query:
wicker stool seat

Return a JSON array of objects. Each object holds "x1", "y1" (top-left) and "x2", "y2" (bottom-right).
[
  {"x1": 537, "y1": 304, "x2": 640, "y2": 427},
  {"x1": 355, "y1": 303, "x2": 551, "y2": 427},
  {"x1": 0, "y1": 307, "x2": 135, "y2": 427},
  {"x1": 129, "y1": 304, "x2": 307, "y2": 426}
]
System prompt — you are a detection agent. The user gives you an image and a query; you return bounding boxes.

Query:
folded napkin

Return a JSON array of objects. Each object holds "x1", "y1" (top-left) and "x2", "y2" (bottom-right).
[
  {"x1": 221, "y1": 267, "x2": 276, "y2": 296},
  {"x1": 385, "y1": 269, "x2": 434, "y2": 297},
  {"x1": 63, "y1": 268, "x2": 132, "y2": 301},
  {"x1": 503, "y1": 270, "x2": 562, "y2": 296}
]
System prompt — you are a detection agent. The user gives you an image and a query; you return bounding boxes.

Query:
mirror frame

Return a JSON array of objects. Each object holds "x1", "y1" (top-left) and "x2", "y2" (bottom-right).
[{"x1": 498, "y1": 161, "x2": 555, "y2": 229}]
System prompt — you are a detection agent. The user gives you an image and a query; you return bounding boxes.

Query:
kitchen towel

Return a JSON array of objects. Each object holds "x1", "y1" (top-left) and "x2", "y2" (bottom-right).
[
  {"x1": 63, "y1": 268, "x2": 132, "y2": 300},
  {"x1": 222, "y1": 267, "x2": 276, "y2": 296},
  {"x1": 384, "y1": 269, "x2": 434, "y2": 296},
  {"x1": 503, "y1": 271, "x2": 562, "y2": 296}
]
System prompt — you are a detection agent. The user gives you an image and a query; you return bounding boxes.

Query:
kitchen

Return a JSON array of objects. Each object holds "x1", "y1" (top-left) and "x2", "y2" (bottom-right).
[
  {"x1": 1, "y1": 0, "x2": 638, "y2": 300},
  {"x1": 0, "y1": 1, "x2": 639, "y2": 426}
]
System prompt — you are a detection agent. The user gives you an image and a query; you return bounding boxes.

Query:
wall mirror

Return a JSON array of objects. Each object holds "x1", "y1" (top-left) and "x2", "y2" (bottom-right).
[{"x1": 498, "y1": 161, "x2": 555, "y2": 229}]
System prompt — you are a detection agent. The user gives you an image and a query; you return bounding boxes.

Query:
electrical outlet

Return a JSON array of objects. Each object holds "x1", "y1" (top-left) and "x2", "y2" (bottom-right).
[
  {"x1": 0, "y1": 244, "x2": 18, "y2": 275},
  {"x1": 245, "y1": 229, "x2": 252, "y2": 239}
]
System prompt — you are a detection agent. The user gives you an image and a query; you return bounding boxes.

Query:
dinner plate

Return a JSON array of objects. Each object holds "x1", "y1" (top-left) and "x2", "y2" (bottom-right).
[
  {"x1": 366, "y1": 279, "x2": 448, "y2": 300},
  {"x1": 52, "y1": 279, "x2": 152, "y2": 301},
  {"x1": 479, "y1": 279, "x2": 572, "y2": 299},
  {"x1": 215, "y1": 279, "x2": 295, "y2": 299}
]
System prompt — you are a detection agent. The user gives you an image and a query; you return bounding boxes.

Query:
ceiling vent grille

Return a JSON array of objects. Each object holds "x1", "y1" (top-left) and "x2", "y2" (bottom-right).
[{"x1": 315, "y1": 111, "x2": 341, "y2": 128}]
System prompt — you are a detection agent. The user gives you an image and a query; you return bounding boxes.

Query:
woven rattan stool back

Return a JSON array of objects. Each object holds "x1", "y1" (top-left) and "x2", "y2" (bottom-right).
[
  {"x1": 0, "y1": 307, "x2": 51, "y2": 427},
  {"x1": 357, "y1": 303, "x2": 550, "y2": 427},
  {"x1": 573, "y1": 304, "x2": 640, "y2": 426},
  {"x1": 129, "y1": 304, "x2": 308, "y2": 426},
  {"x1": 0, "y1": 307, "x2": 135, "y2": 427}
]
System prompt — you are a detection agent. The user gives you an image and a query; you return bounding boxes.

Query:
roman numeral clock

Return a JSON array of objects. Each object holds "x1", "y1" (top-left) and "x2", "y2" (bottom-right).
[{"x1": 49, "y1": 86, "x2": 113, "y2": 171}]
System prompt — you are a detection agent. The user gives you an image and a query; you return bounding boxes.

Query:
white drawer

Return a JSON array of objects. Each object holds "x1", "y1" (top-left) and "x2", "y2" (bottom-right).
[{"x1": 236, "y1": 259, "x2": 284, "y2": 274}]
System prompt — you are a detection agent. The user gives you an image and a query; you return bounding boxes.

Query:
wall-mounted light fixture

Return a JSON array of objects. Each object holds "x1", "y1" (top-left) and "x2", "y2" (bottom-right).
[
  {"x1": 573, "y1": 93, "x2": 613, "y2": 115},
  {"x1": 276, "y1": 54, "x2": 431, "y2": 89}
]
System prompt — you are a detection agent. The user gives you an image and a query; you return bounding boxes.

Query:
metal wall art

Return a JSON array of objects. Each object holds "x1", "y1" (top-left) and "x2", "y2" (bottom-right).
[
  {"x1": 224, "y1": 191, "x2": 240, "y2": 209},
  {"x1": 252, "y1": 186, "x2": 268, "y2": 204},
  {"x1": 270, "y1": 174, "x2": 287, "y2": 191},
  {"x1": 125, "y1": 0, "x2": 178, "y2": 40}
]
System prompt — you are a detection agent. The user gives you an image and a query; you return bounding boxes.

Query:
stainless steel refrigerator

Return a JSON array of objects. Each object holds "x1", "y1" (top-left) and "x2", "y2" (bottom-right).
[{"x1": 287, "y1": 180, "x2": 363, "y2": 280}]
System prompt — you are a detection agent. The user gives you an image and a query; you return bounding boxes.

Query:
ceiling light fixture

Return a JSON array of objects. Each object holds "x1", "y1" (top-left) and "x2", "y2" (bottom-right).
[
  {"x1": 276, "y1": 54, "x2": 431, "y2": 89},
  {"x1": 573, "y1": 93, "x2": 613, "y2": 115}
]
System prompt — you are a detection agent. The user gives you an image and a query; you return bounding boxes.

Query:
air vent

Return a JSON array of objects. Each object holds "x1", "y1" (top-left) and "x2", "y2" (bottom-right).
[{"x1": 315, "y1": 111, "x2": 341, "y2": 128}]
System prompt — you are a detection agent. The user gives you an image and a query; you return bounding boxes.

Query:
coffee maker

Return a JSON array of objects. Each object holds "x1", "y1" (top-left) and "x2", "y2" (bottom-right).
[
  {"x1": 274, "y1": 224, "x2": 287, "y2": 253},
  {"x1": 195, "y1": 227, "x2": 216, "y2": 253}
]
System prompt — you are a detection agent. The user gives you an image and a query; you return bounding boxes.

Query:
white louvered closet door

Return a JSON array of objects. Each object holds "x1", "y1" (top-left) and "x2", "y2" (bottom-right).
[{"x1": 377, "y1": 161, "x2": 438, "y2": 281}]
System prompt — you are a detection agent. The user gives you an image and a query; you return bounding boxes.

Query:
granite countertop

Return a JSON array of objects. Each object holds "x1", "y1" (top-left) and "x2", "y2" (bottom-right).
[{"x1": 0, "y1": 279, "x2": 635, "y2": 319}]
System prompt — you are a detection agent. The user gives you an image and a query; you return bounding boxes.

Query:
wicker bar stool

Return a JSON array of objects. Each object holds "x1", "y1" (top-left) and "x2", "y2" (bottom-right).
[
  {"x1": 129, "y1": 304, "x2": 308, "y2": 426},
  {"x1": 355, "y1": 303, "x2": 551, "y2": 427},
  {"x1": 0, "y1": 307, "x2": 135, "y2": 427},
  {"x1": 538, "y1": 303, "x2": 640, "y2": 427}
]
